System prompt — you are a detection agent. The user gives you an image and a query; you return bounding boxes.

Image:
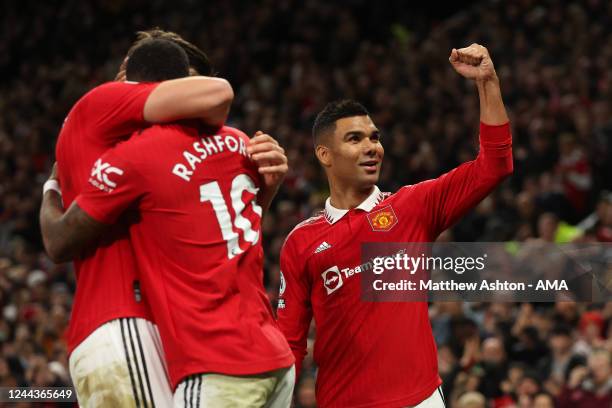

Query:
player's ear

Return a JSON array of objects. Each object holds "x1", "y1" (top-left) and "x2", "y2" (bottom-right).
[{"x1": 315, "y1": 144, "x2": 332, "y2": 168}]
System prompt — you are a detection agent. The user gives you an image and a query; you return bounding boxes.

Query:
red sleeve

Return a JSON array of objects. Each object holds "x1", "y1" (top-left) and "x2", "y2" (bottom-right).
[
  {"x1": 413, "y1": 122, "x2": 513, "y2": 237},
  {"x1": 276, "y1": 236, "x2": 312, "y2": 380},
  {"x1": 75, "y1": 145, "x2": 144, "y2": 224},
  {"x1": 79, "y1": 81, "x2": 159, "y2": 143}
]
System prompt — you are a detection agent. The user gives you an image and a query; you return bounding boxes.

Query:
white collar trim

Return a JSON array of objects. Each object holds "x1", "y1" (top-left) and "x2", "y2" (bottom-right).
[{"x1": 324, "y1": 186, "x2": 382, "y2": 224}]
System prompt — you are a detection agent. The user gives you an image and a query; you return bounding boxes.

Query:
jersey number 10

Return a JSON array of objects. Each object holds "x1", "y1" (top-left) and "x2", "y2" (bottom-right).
[{"x1": 200, "y1": 174, "x2": 262, "y2": 259}]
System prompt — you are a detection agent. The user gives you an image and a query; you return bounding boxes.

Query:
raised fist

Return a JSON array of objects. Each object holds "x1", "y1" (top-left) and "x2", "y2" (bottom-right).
[{"x1": 449, "y1": 43, "x2": 497, "y2": 82}]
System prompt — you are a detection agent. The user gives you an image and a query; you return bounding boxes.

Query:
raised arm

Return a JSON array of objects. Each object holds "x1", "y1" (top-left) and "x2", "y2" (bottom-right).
[
  {"x1": 449, "y1": 44, "x2": 509, "y2": 125},
  {"x1": 416, "y1": 44, "x2": 513, "y2": 237}
]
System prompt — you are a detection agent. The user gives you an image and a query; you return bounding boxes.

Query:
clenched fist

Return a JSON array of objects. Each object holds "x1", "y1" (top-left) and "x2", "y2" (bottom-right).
[{"x1": 449, "y1": 43, "x2": 497, "y2": 82}]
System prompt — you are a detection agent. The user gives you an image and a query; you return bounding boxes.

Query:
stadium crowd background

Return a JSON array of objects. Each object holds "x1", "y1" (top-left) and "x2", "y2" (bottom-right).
[{"x1": 1, "y1": 0, "x2": 611, "y2": 406}]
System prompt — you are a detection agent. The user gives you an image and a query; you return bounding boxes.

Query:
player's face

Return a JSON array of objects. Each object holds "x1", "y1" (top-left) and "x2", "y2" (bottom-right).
[{"x1": 328, "y1": 116, "x2": 384, "y2": 188}]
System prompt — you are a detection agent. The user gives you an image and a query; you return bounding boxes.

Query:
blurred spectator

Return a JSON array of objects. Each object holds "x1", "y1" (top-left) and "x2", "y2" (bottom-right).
[
  {"x1": 479, "y1": 337, "x2": 508, "y2": 399},
  {"x1": 557, "y1": 349, "x2": 612, "y2": 407},
  {"x1": 577, "y1": 191, "x2": 612, "y2": 242},
  {"x1": 515, "y1": 371, "x2": 543, "y2": 407},
  {"x1": 537, "y1": 212, "x2": 559, "y2": 243},
  {"x1": 556, "y1": 133, "x2": 592, "y2": 217},
  {"x1": 538, "y1": 325, "x2": 586, "y2": 392},
  {"x1": 574, "y1": 310, "x2": 607, "y2": 355},
  {"x1": 510, "y1": 326, "x2": 548, "y2": 365},
  {"x1": 533, "y1": 392, "x2": 555, "y2": 408},
  {"x1": 456, "y1": 391, "x2": 486, "y2": 408}
]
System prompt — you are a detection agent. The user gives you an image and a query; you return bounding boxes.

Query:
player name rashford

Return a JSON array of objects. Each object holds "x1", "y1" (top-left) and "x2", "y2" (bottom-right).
[
  {"x1": 372, "y1": 279, "x2": 568, "y2": 291},
  {"x1": 173, "y1": 133, "x2": 248, "y2": 181}
]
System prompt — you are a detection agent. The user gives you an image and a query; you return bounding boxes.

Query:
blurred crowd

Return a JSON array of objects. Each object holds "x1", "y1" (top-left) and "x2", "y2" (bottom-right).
[{"x1": 1, "y1": 0, "x2": 611, "y2": 406}]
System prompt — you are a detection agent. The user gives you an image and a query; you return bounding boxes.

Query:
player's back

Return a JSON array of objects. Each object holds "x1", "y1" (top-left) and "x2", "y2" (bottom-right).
[
  {"x1": 88, "y1": 123, "x2": 294, "y2": 388},
  {"x1": 55, "y1": 81, "x2": 157, "y2": 353}
]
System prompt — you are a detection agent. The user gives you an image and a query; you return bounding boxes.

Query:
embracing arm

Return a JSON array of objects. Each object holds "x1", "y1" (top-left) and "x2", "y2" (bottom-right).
[
  {"x1": 40, "y1": 187, "x2": 107, "y2": 263},
  {"x1": 143, "y1": 76, "x2": 233, "y2": 127},
  {"x1": 81, "y1": 77, "x2": 233, "y2": 144},
  {"x1": 40, "y1": 153, "x2": 139, "y2": 263}
]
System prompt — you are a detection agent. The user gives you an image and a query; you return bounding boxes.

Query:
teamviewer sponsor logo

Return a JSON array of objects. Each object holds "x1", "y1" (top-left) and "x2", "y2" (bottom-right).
[
  {"x1": 89, "y1": 158, "x2": 123, "y2": 193},
  {"x1": 322, "y1": 266, "x2": 343, "y2": 295}
]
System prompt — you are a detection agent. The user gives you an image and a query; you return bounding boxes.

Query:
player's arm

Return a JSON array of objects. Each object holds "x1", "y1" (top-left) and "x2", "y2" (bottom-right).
[
  {"x1": 41, "y1": 151, "x2": 143, "y2": 263},
  {"x1": 246, "y1": 132, "x2": 289, "y2": 213},
  {"x1": 448, "y1": 44, "x2": 509, "y2": 126},
  {"x1": 143, "y1": 76, "x2": 233, "y2": 127},
  {"x1": 39, "y1": 165, "x2": 108, "y2": 263},
  {"x1": 83, "y1": 78, "x2": 233, "y2": 142},
  {"x1": 277, "y1": 238, "x2": 312, "y2": 379},
  {"x1": 415, "y1": 44, "x2": 513, "y2": 236}
]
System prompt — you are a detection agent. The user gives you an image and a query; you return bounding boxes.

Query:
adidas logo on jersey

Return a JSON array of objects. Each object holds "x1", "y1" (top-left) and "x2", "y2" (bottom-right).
[{"x1": 314, "y1": 241, "x2": 332, "y2": 254}]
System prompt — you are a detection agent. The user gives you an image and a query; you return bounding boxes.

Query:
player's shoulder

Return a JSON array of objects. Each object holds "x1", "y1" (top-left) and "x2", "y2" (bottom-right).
[
  {"x1": 283, "y1": 211, "x2": 327, "y2": 249},
  {"x1": 104, "y1": 128, "x2": 156, "y2": 159},
  {"x1": 373, "y1": 186, "x2": 428, "y2": 213},
  {"x1": 81, "y1": 81, "x2": 138, "y2": 100},
  {"x1": 69, "y1": 81, "x2": 140, "y2": 114},
  {"x1": 101, "y1": 138, "x2": 139, "y2": 162},
  {"x1": 380, "y1": 185, "x2": 421, "y2": 202},
  {"x1": 64, "y1": 82, "x2": 112, "y2": 115},
  {"x1": 368, "y1": 187, "x2": 399, "y2": 207}
]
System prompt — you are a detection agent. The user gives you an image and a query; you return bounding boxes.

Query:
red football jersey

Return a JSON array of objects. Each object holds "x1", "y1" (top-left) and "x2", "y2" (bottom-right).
[
  {"x1": 277, "y1": 123, "x2": 513, "y2": 407},
  {"x1": 56, "y1": 81, "x2": 159, "y2": 353},
  {"x1": 75, "y1": 124, "x2": 294, "y2": 388}
]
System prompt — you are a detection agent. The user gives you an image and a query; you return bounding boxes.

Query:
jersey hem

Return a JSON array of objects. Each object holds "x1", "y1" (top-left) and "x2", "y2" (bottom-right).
[
  {"x1": 320, "y1": 376, "x2": 441, "y2": 408},
  {"x1": 172, "y1": 352, "x2": 295, "y2": 390},
  {"x1": 66, "y1": 309, "x2": 152, "y2": 355}
]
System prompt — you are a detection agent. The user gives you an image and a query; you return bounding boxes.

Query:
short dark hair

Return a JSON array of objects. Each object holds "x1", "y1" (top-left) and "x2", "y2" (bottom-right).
[
  {"x1": 312, "y1": 99, "x2": 369, "y2": 145},
  {"x1": 126, "y1": 38, "x2": 189, "y2": 82},
  {"x1": 128, "y1": 28, "x2": 214, "y2": 76}
]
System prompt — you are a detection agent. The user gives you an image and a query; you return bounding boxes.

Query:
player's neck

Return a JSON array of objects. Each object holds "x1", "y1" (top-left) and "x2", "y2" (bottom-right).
[{"x1": 328, "y1": 182, "x2": 375, "y2": 210}]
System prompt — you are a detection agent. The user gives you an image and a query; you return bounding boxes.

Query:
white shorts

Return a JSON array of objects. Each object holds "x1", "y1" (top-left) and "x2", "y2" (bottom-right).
[
  {"x1": 173, "y1": 365, "x2": 295, "y2": 408},
  {"x1": 411, "y1": 386, "x2": 446, "y2": 408},
  {"x1": 68, "y1": 317, "x2": 173, "y2": 407}
]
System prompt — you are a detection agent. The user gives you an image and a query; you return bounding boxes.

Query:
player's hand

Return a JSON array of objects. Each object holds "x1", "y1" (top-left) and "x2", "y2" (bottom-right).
[
  {"x1": 246, "y1": 131, "x2": 288, "y2": 190},
  {"x1": 449, "y1": 44, "x2": 497, "y2": 82}
]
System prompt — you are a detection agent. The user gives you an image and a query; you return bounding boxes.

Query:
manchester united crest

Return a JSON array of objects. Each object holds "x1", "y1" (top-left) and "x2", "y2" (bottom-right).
[{"x1": 367, "y1": 206, "x2": 398, "y2": 231}]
